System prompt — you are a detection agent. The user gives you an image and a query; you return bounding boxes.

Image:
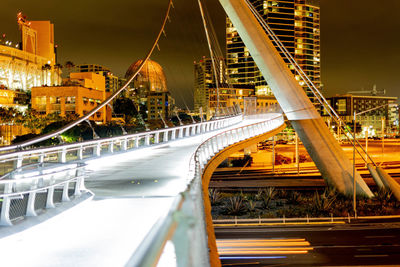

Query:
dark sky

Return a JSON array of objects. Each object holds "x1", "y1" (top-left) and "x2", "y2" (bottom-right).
[{"x1": 1, "y1": 0, "x2": 399, "y2": 108}]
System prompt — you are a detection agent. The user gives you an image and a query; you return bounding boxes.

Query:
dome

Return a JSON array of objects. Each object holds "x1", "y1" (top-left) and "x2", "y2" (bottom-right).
[{"x1": 125, "y1": 59, "x2": 168, "y2": 93}]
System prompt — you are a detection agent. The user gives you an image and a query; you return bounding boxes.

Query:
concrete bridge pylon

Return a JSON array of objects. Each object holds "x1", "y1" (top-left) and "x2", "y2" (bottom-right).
[{"x1": 219, "y1": 0, "x2": 373, "y2": 197}]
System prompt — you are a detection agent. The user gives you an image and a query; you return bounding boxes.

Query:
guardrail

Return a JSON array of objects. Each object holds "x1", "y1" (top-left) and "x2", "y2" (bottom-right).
[
  {"x1": 0, "y1": 114, "x2": 242, "y2": 177},
  {"x1": 0, "y1": 162, "x2": 87, "y2": 226},
  {"x1": 127, "y1": 113, "x2": 284, "y2": 267}
]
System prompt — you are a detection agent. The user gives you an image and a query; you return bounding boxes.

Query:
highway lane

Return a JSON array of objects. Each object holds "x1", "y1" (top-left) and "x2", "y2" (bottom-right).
[{"x1": 215, "y1": 223, "x2": 400, "y2": 266}]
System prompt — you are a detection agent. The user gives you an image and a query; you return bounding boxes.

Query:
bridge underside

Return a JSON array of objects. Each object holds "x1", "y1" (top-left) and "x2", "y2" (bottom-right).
[
  {"x1": 201, "y1": 122, "x2": 287, "y2": 267},
  {"x1": 219, "y1": 0, "x2": 373, "y2": 197}
]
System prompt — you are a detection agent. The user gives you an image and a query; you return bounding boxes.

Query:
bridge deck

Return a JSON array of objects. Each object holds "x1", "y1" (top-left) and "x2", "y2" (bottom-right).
[{"x1": 0, "y1": 115, "x2": 278, "y2": 266}]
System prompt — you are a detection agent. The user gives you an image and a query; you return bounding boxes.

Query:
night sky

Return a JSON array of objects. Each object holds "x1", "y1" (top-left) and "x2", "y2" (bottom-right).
[{"x1": 1, "y1": 0, "x2": 399, "y2": 108}]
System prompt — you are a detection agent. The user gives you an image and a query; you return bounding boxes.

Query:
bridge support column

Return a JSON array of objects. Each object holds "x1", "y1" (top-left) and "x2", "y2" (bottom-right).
[{"x1": 219, "y1": 0, "x2": 372, "y2": 196}]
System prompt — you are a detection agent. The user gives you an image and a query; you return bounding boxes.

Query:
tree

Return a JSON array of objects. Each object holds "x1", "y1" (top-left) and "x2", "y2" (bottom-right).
[
  {"x1": 54, "y1": 63, "x2": 63, "y2": 85},
  {"x1": 64, "y1": 61, "x2": 75, "y2": 78},
  {"x1": 41, "y1": 64, "x2": 52, "y2": 85},
  {"x1": 113, "y1": 97, "x2": 138, "y2": 122}
]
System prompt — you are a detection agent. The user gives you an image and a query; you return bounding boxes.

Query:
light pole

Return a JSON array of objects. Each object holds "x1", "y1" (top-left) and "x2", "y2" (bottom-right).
[{"x1": 352, "y1": 103, "x2": 391, "y2": 217}]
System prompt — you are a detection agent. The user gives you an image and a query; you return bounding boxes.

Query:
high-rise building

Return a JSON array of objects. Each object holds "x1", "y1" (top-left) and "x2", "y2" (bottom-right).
[
  {"x1": 226, "y1": 0, "x2": 320, "y2": 102},
  {"x1": 193, "y1": 57, "x2": 278, "y2": 114}
]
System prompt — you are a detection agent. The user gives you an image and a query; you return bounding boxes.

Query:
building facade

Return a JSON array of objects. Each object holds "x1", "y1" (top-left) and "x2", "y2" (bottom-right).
[
  {"x1": 31, "y1": 72, "x2": 110, "y2": 123},
  {"x1": 75, "y1": 64, "x2": 125, "y2": 94},
  {"x1": 194, "y1": 57, "x2": 278, "y2": 115},
  {"x1": 226, "y1": 0, "x2": 320, "y2": 102},
  {"x1": 324, "y1": 94, "x2": 398, "y2": 137},
  {"x1": 0, "y1": 13, "x2": 60, "y2": 96},
  {"x1": 125, "y1": 59, "x2": 174, "y2": 121}
]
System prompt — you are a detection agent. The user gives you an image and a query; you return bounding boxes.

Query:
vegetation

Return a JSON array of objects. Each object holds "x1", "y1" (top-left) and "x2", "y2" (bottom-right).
[{"x1": 210, "y1": 187, "x2": 400, "y2": 220}]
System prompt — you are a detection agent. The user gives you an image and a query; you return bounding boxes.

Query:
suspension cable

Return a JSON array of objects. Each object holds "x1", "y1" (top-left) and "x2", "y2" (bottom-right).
[
  {"x1": 0, "y1": 0, "x2": 174, "y2": 153},
  {"x1": 244, "y1": 0, "x2": 376, "y2": 166}
]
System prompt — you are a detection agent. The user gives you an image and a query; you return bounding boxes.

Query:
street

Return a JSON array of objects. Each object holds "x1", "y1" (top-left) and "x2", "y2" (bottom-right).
[{"x1": 215, "y1": 222, "x2": 400, "y2": 266}]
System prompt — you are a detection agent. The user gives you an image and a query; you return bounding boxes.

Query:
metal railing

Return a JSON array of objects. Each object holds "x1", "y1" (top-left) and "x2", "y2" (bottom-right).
[
  {"x1": 0, "y1": 162, "x2": 87, "y2": 226},
  {"x1": 0, "y1": 114, "x2": 242, "y2": 177},
  {"x1": 127, "y1": 113, "x2": 284, "y2": 267}
]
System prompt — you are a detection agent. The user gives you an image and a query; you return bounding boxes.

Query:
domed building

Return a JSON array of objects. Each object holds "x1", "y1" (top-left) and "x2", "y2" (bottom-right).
[
  {"x1": 125, "y1": 59, "x2": 175, "y2": 121},
  {"x1": 125, "y1": 59, "x2": 168, "y2": 100}
]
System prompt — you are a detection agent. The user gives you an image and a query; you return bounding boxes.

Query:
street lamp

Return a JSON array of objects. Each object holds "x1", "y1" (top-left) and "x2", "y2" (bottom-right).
[{"x1": 352, "y1": 103, "x2": 391, "y2": 217}]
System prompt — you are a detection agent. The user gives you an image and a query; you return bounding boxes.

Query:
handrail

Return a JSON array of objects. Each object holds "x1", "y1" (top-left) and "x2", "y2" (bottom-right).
[
  {"x1": 0, "y1": 113, "x2": 242, "y2": 176},
  {"x1": 244, "y1": 0, "x2": 377, "y2": 166},
  {"x1": 0, "y1": 161, "x2": 88, "y2": 226},
  {"x1": 127, "y1": 112, "x2": 285, "y2": 266},
  {"x1": 0, "y1": 0, "x2": 174, "y2": 152}
]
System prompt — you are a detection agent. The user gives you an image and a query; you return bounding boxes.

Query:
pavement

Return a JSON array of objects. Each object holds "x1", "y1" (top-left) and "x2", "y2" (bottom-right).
[{"x1": 0, "y1": 115, "x2": 280, "y2": 267}]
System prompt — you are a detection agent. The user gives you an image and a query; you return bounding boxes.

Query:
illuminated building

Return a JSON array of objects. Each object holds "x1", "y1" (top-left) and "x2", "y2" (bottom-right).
[
  {"x1": 125, "y1": 59, "x2": 174, "y2": 121},
  {"x1": 31, "y1": 72, "x2": 110, "y2": 123},
  {"x1": 226, "y1": 0, "x2": 320, "y2": 103},
  {"x1": 0, "y1": 13, "x2": 61, "y2": 95},
  {"x1": 194, "y1": 57, "x2": 278, "y2": 114},
  {"x1": 75, "y1": 64, "x2": 125, "y2": 94},
  {"x1": 324, "y1": 94, "x2": 398, "y2": 136}
]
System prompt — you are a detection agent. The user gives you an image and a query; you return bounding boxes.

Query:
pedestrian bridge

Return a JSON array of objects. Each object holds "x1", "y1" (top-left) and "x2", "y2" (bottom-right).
[{"x1": 0, "y1": 112, "x2": 285, "y2": 267}]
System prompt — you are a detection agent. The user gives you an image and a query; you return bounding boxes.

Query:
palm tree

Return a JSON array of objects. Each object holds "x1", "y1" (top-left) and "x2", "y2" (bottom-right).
[
  {"x1": 64, "y1": 61, "x2": 75, "y2": 78},
  {"x1": 54, "y1": 63, "x2": 63, "y2": 85},
  {"x1": 41, "y1": 64, "x2": 51, "y2": 85}
]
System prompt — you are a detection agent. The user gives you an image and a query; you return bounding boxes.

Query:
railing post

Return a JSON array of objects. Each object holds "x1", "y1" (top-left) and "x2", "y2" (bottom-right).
[
  {"x1": 46, "y1": 185, "x2": 55, "y2": 208},
  {"x1": 154, "y1": 132, "x2": 160, "y2": 144},
  {"x1": 179, "y1": 128, "x2": 184, "y2": 138},
  {"x1": 108, "y1": 141, "x2": 114, "y2": 153},
  {"x1": 145, "y1": 134, "x2": 151, "y2": 146},
  {"x1": 0, "y1": 183, "x2": 13, "y2": 226},
  {"x1": 171, "y1": 129, "x2": 176, "y2": 140},
  {"x1": 78, "y1": 146, "x2": 83, "y2": 160},
  {"x1": 185, "y1": 127, "x2": 190, "y2": 137},
  {"x1": 14, "y1": 154, "x2": 23, "y2": 169},
  {"x1": 191, "y1": 126, "x2": 196, "y2": 136},
  {"x1": 59, "y1": 148, "x2": 67, "y2": 163},
  {"x1": 39, "y1": 153, "x2": 45, "y2": 163},
  {"x1": 74, "y1": 177, "x2": 83, "y2": 196},
  {"x1": 197, "y1": 125, "x2": 201, "y2": 134},
  {"x1": 26, "y1": 191, "x2": 37, "y2": 217},
  {"x1": 122, "y1": 139, "x2": 128, "y2": 151},
  {"x1": 94, "y1": 143, "x2": 101, "y2": 157},
  {"x1": 62, "y1": 182, "x2": 70, "y2": 202},
  {"x1": 164, "y1": 131, "x2": 169, "y2": 142},
  {"x1": 135, "y1": 137, "x2": 139, "y2": 148}
]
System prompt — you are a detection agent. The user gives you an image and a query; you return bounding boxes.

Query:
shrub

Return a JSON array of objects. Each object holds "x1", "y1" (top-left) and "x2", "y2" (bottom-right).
[{"x1": 224, "y1": 196, "x2": 247, "y2": 215}]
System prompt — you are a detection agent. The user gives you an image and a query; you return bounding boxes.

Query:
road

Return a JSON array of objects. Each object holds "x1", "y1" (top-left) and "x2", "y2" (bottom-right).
[
  {"x1": 215, "y1": 222, "x2": 400, "y2": 266},
  {"x1": 209, "y1": 166, "x2": 400, "y2": 190}
]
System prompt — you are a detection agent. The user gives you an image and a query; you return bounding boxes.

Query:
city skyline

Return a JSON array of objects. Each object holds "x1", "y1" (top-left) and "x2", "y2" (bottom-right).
[{"x1": 1, "y1": 0, "x2": 399, "y2": 107}]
